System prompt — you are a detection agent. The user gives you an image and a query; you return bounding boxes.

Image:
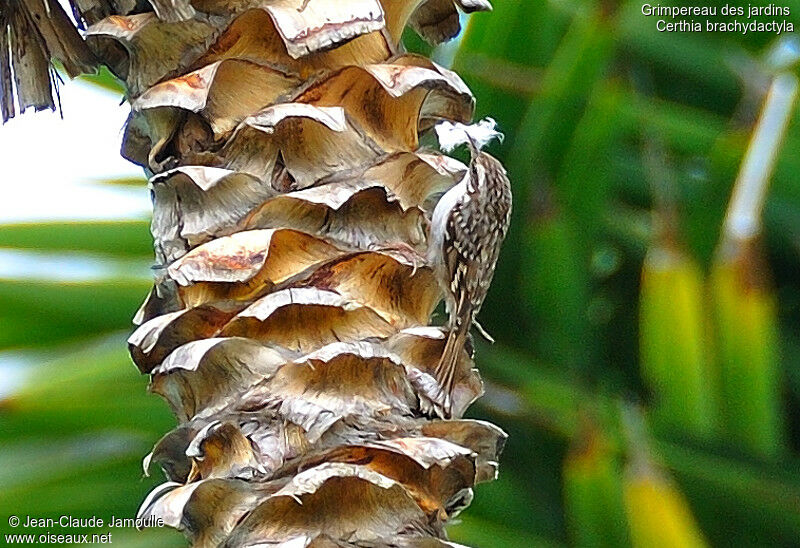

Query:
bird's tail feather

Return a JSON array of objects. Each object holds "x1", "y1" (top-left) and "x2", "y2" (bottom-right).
[{"x1": 434, "y1": 323, "x2": 468, "y2": 417}]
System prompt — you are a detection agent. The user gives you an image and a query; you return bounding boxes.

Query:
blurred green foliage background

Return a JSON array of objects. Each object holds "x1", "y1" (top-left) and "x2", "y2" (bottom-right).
[{"x1": 3, "y1": 0, "x2": 800, "y2": 546}]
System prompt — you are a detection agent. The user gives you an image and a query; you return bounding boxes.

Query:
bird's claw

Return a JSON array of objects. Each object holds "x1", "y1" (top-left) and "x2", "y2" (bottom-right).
[
  {"x1": 380, "y1": 242, "x2": 424, "y2": 276},
  {"x1": 472, "y1": 319, "x2": 495, "y2": 343}
]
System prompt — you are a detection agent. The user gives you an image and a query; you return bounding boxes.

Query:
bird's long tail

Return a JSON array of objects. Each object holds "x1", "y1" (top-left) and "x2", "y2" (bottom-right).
[{"x1": 434, "y1": 319, "x2": 469, "y2": 418}]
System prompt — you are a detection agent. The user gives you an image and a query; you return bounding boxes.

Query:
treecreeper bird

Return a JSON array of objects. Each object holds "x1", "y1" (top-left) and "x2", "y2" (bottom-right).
[{"x1": 429, "y1": 118, "x2": 513, "y2": 416}]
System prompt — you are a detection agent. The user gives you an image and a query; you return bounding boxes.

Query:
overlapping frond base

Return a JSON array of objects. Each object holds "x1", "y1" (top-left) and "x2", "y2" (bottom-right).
[{"x1": 9, "y1": 0, "x2": 507, "y2": 545}]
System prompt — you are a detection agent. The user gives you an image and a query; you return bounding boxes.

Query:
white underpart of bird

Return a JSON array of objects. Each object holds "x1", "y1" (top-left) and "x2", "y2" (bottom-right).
[{"x1": 428, "y1": 118, "x2": 512, "y2": 417}]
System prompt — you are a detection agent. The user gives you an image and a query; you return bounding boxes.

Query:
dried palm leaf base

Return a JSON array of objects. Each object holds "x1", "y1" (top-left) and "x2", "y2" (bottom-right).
[{"x1": 17, "y1": 0, "x2": 508, "y2": 545}]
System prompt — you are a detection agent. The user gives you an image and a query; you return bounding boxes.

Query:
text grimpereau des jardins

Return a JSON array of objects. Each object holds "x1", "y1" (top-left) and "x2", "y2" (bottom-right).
[{"x1": 642, "y1": 3, "x2": 794, "y2": 34}]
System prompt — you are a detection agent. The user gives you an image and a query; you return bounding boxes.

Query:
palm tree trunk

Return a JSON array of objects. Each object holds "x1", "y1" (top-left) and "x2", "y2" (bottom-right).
[{"x1": 6, "y1": 1, "x2": 507, "y2": 545}]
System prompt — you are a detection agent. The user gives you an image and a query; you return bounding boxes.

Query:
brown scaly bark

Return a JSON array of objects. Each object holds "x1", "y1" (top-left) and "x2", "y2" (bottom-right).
[{"x1": 4, "y1": 0, "x2": 507, "y2": 545}]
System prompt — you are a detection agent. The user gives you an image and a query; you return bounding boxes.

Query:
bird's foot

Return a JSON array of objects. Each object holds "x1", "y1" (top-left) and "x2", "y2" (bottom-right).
[
  {"x1": 378, "y1": 242, "x2": 425, "y2": 276},
  {"x1": 472, "y1": 319, "x2": 495, "y2": 343}
]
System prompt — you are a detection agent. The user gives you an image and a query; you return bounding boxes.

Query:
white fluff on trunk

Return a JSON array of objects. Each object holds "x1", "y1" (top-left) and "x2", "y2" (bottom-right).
[{"x1": 435, "y1": 117, "x2": 503, "y2": 153}]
